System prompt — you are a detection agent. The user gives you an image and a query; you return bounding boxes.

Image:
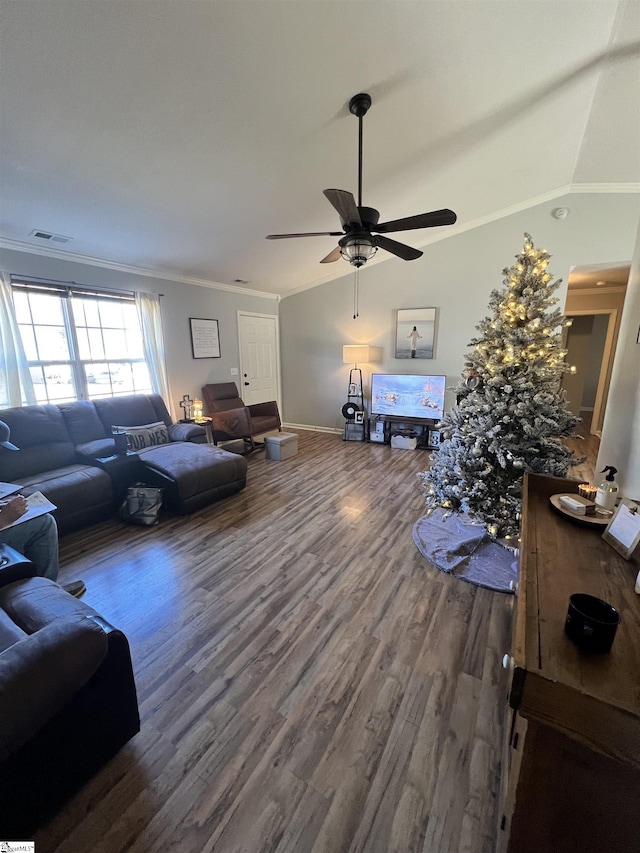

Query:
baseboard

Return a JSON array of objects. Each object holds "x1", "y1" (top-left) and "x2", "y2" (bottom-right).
[{"x1": 282, "y1": 422, "x2": 342, "y2": 435}]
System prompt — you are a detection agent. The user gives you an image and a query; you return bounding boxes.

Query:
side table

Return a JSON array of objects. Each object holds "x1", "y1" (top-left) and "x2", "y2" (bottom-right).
[
  {"x1": 94, "y1": 452, "x2": 144, "y2": 500},
  {"x1": 193, "y1": 418, "x2": 214, "y2": 445}
]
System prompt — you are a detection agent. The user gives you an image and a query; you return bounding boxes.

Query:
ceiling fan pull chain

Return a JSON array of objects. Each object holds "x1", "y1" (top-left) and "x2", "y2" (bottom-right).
[{"x1": 353, "y1": 267, "x2": 359, "y2": 319}]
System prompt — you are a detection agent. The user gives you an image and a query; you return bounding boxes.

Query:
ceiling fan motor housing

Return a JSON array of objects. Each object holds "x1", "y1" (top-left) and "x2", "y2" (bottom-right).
[{"x1": 358, "y1": 207, "x2": 380, "y2": 229}]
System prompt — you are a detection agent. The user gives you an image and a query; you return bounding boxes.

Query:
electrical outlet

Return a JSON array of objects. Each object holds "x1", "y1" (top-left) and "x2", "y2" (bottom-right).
[{"x1": 230, "y1": 368, "x2": 239, "y2": 376}]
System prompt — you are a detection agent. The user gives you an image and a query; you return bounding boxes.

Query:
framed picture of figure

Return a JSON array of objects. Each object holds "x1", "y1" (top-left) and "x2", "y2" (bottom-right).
[{"x1": 395, "y1": 308, "x2": 437, "y2": 359}]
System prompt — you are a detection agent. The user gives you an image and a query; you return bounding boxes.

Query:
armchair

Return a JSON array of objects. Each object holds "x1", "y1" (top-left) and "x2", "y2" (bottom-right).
[{"x1": 202, "y1": 382, "x2": 281, "y2": 450}]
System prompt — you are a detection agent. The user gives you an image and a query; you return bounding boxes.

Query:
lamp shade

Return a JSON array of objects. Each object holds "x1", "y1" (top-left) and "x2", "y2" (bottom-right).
[{"x1": 343, "y1": 344, "x2": 371, "y2": 365}]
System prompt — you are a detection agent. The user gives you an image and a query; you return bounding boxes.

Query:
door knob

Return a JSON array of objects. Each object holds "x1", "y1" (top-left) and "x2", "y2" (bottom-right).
[{"x1": 502, "y1": 653, "x2": 515, "y2": 670}]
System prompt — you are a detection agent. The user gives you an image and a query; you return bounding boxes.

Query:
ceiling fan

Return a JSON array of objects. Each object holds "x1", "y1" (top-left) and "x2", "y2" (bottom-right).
[{"x1": 266, "y1": 92, "x2": 457, "y2": 268}]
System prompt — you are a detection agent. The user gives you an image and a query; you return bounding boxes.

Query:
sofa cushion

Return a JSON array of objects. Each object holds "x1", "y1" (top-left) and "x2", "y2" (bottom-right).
[
  {"x1": 0, "y1": 576, "x2": 100, "y2": 633},
  {"x1": 58, "y1": 400, "x2": 108, "y2": 445},
  {"x1": 19, "y1": 465, "x2": 113, "y2": 518},
  {"x1": 75, "y1": 438, "x2": 117, "y2": 458},
  {"x1": 0, "y1": 405, "x2": 76, "y2": 480},
  {"x1": 93, "y1": 394, "x2": 171, "y2": 434},
  {"x1": 138, "y1": 442, "x2": 247, "y2": 501},
  {"x1": 168, "y1": 422, "x2": 207, "y2": 443},
  {"x1": 0, "y1": 610, "x2": 27, "y2": 653},
  {"x1": 113, "y1": 421, "x2": 169, "y2": 450}
]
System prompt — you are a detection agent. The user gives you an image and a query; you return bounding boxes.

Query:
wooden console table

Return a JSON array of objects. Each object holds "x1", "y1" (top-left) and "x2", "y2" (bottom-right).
[{"x1": 498, "y1": 472, "x2": 640, "y2": 853}]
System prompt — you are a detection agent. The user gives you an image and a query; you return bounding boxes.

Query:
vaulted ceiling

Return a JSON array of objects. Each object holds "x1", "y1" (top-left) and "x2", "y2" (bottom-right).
[{"x1": 1, "y1": 1, "x2": 638, "y2": 296}]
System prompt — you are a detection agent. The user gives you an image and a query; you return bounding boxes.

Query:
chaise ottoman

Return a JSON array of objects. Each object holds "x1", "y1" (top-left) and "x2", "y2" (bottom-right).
[{"x1": 136, "y1": 442, "x2": 247, "y2": 514}]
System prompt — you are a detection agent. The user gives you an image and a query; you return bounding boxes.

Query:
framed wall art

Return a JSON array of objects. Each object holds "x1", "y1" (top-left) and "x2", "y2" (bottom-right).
[
  {"x1": 190, "y1": 317, "x2": 221, "y2": 359},
  {"x1": 395, "y1": 308, "x2": 437, "y2": 359}
]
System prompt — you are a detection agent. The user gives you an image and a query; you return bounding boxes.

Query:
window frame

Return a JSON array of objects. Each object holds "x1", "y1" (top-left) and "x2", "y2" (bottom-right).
[{"x1": 11, "y1": 276, "x2": 153, "y2": 404}]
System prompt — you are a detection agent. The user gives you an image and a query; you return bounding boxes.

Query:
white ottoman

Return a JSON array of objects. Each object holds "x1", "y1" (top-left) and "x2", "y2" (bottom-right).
[{"x1": 264, "y1": 432, "x2": 298, "y2": 461}]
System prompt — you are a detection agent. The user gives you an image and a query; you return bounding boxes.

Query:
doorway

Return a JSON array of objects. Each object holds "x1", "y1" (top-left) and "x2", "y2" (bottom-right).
[
  {"x1": 237, "y1": 312, "x2": 281, "y2": 410},
  {"x1": 562, "y1": 309, "x2": 618, "y2": 436}
]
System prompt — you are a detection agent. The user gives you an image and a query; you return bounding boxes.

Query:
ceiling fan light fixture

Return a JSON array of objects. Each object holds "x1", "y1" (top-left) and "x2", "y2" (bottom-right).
[{"x1": 340, "y1": 236, "x2": 377, "y2": 267}]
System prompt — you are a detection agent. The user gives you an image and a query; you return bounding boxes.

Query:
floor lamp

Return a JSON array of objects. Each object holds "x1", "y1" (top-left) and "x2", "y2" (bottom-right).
[{"x1": 342, "y1": 344, "x2": 371, "y2": 400}]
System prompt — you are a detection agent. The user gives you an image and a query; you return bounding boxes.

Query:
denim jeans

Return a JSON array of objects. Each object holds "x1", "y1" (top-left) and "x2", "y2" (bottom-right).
[{"x1": 0, "y1": 513, "x2": 59, "y2": 580}]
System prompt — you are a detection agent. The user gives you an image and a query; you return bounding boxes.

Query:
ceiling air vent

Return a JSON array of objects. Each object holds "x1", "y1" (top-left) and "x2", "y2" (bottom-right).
[{"x1": 30, "y1": 229, "x2": 71, "y2": 244}]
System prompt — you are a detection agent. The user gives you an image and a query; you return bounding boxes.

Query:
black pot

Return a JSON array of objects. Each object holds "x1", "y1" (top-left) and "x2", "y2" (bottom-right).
[{"x1": 565, "y1": 593, "x2": 621, "y2": 653}]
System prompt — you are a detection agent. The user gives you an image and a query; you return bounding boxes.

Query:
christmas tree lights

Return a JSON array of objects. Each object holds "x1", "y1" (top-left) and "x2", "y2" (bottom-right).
[{"x1": 421, "y1": 234, "x2": 581, "y2": 539}]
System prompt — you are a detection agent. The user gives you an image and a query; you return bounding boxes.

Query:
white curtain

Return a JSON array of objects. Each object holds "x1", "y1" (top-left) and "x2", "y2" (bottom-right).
[
  {"x1": 0, "y1": 271, "x2": 35, "y2": 407},
  {"x1": 135, "y1": 291, "x2": 170, "y2": 404}
]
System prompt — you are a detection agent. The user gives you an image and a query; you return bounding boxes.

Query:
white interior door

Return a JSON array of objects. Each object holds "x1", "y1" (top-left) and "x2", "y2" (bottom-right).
[{"x1": 237, "y1": 312, "x2": 281, "y2": 409}]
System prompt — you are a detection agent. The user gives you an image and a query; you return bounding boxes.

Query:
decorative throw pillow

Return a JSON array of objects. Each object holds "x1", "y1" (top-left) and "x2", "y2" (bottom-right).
[{"x1": 112, "y1": 421, "x2": 170, "y2": 451}]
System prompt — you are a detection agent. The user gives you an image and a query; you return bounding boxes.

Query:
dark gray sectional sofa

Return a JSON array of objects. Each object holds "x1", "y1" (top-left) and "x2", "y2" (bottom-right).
[{"x1": 0, "y1": 394, "x2": 248, "y2": 532}]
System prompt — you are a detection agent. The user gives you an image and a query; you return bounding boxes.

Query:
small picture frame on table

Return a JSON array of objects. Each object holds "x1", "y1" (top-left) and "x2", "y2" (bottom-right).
[
  {"x1": 602, "y1": 499, "x2": 640, "y2": 559},
  {"x1": 354, "y1": 411, "x2": 364, "y2": 424}
]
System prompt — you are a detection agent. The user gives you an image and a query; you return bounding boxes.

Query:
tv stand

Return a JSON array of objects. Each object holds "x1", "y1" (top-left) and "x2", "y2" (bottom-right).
[{"x1": 370, "y1": 415, "x2": 440, "y2": 450}]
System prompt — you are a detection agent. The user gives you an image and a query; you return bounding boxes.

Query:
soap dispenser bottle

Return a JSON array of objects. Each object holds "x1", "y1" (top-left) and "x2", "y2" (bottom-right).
[{"x1": 595, "y1": 466, "x2": 619, "y2": 512}]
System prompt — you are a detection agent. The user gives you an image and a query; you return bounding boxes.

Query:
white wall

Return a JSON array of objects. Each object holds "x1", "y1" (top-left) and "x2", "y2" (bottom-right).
[
  {"x1": 563, "y1": 316, "x2": 593, "y2": 416},
  {"x1": 596, "y1": 218, "x2": 640, "y2": 501},
  {"x1": 564, "y1": 284, "x2": 628, "y2": 433},
  {"x1": 2, "y1": 191, "x2": 638, "y2": 443},
  {"x1": 582, "y1": 314, "x2": 609, "y2": 409},
  {"x1": 279, "y1": 192, "x2": 640, "y2": 431},
  {"x1": 0, "y1": 247, "x2": 279, "y2": 418}
]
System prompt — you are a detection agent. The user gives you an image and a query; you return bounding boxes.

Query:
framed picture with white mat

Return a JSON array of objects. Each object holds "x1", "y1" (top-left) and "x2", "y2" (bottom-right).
[{"x1": 602, "y1": 499, "x2": 640, "y2": 560}]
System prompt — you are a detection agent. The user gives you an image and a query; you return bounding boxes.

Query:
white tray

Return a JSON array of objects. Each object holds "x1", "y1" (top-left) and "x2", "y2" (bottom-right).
[{"x1": 549, "y1": 493, "x2": 610, "y2": 527}]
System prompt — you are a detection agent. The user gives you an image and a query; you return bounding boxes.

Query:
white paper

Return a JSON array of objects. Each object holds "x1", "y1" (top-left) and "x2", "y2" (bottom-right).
[{"x1": 1, "y1": 491, "x2": 57, "y2": 528}]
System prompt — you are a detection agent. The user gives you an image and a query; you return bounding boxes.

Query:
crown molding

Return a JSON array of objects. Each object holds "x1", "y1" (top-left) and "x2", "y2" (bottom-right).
[
  {"x1": 569, "y1": 182, "x2": 640, "y2": 194},
  {"x1": 568, "y1": 285, "x2": 627, "y2": 297},
  {"x1": 0, "y1": 237, "x2": 280, "y2": 301}
]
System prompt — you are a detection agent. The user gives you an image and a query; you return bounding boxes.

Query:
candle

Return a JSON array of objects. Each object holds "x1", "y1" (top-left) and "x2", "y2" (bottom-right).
[{"x1": 578, "y1": 484, "x2": 598, "y2": 501}]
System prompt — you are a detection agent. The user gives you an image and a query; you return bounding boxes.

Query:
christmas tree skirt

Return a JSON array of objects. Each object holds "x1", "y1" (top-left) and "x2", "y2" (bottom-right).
[{"x1": 413, "y1": 509, "x2": 518, "y2": 593}]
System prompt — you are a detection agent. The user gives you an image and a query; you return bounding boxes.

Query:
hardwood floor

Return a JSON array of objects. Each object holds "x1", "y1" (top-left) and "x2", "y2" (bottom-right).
[
  {"x1": 565, "y1": 413, "x2": 600, "y2": 484},
  {"x1": 35, "y1": 428, "x2": 592, "y2": 853}
]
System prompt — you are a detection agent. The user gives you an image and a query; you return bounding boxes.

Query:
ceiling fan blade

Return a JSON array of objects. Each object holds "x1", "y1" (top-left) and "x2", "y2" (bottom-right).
[
  {"x1": 323, "y1": 189, "x2": 362, "y2": 226},
  {"x1": 266, "y1": 231, "x2": 344, "y2": 239},
  {"x1": 320, "y1": 246, "x2": 342, "y2": 264},
  {"x1": 374, "y1": 235, "x2": 423, "y2": 261},
  {"x1": 374, "y1": 208, "x2": 457, "y2": 233}
]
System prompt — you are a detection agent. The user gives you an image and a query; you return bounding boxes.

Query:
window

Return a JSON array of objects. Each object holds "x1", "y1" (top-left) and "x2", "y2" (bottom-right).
[{"x1": 12, "y1": 279, "x2": 152, "y2": 404}]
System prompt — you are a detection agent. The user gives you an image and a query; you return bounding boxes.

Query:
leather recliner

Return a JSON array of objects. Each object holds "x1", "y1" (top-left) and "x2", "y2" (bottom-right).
[
  {"x1": 0, "y1": 547, "x2": 140, "y2": 837},
  {"x1": 202, "y1": 382, "x2": 281, "y2": 449}
]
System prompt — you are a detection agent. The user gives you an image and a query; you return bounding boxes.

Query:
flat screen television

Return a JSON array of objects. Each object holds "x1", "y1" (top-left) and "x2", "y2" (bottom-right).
[{"x1": 370, "y1": 373, "x2": 446, "y2": 421}]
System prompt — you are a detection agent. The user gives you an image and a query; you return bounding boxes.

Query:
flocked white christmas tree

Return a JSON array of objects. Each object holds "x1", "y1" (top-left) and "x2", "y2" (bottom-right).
[{"x1": 421, "y1": 234, "x2": 581, "y2": 540}]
